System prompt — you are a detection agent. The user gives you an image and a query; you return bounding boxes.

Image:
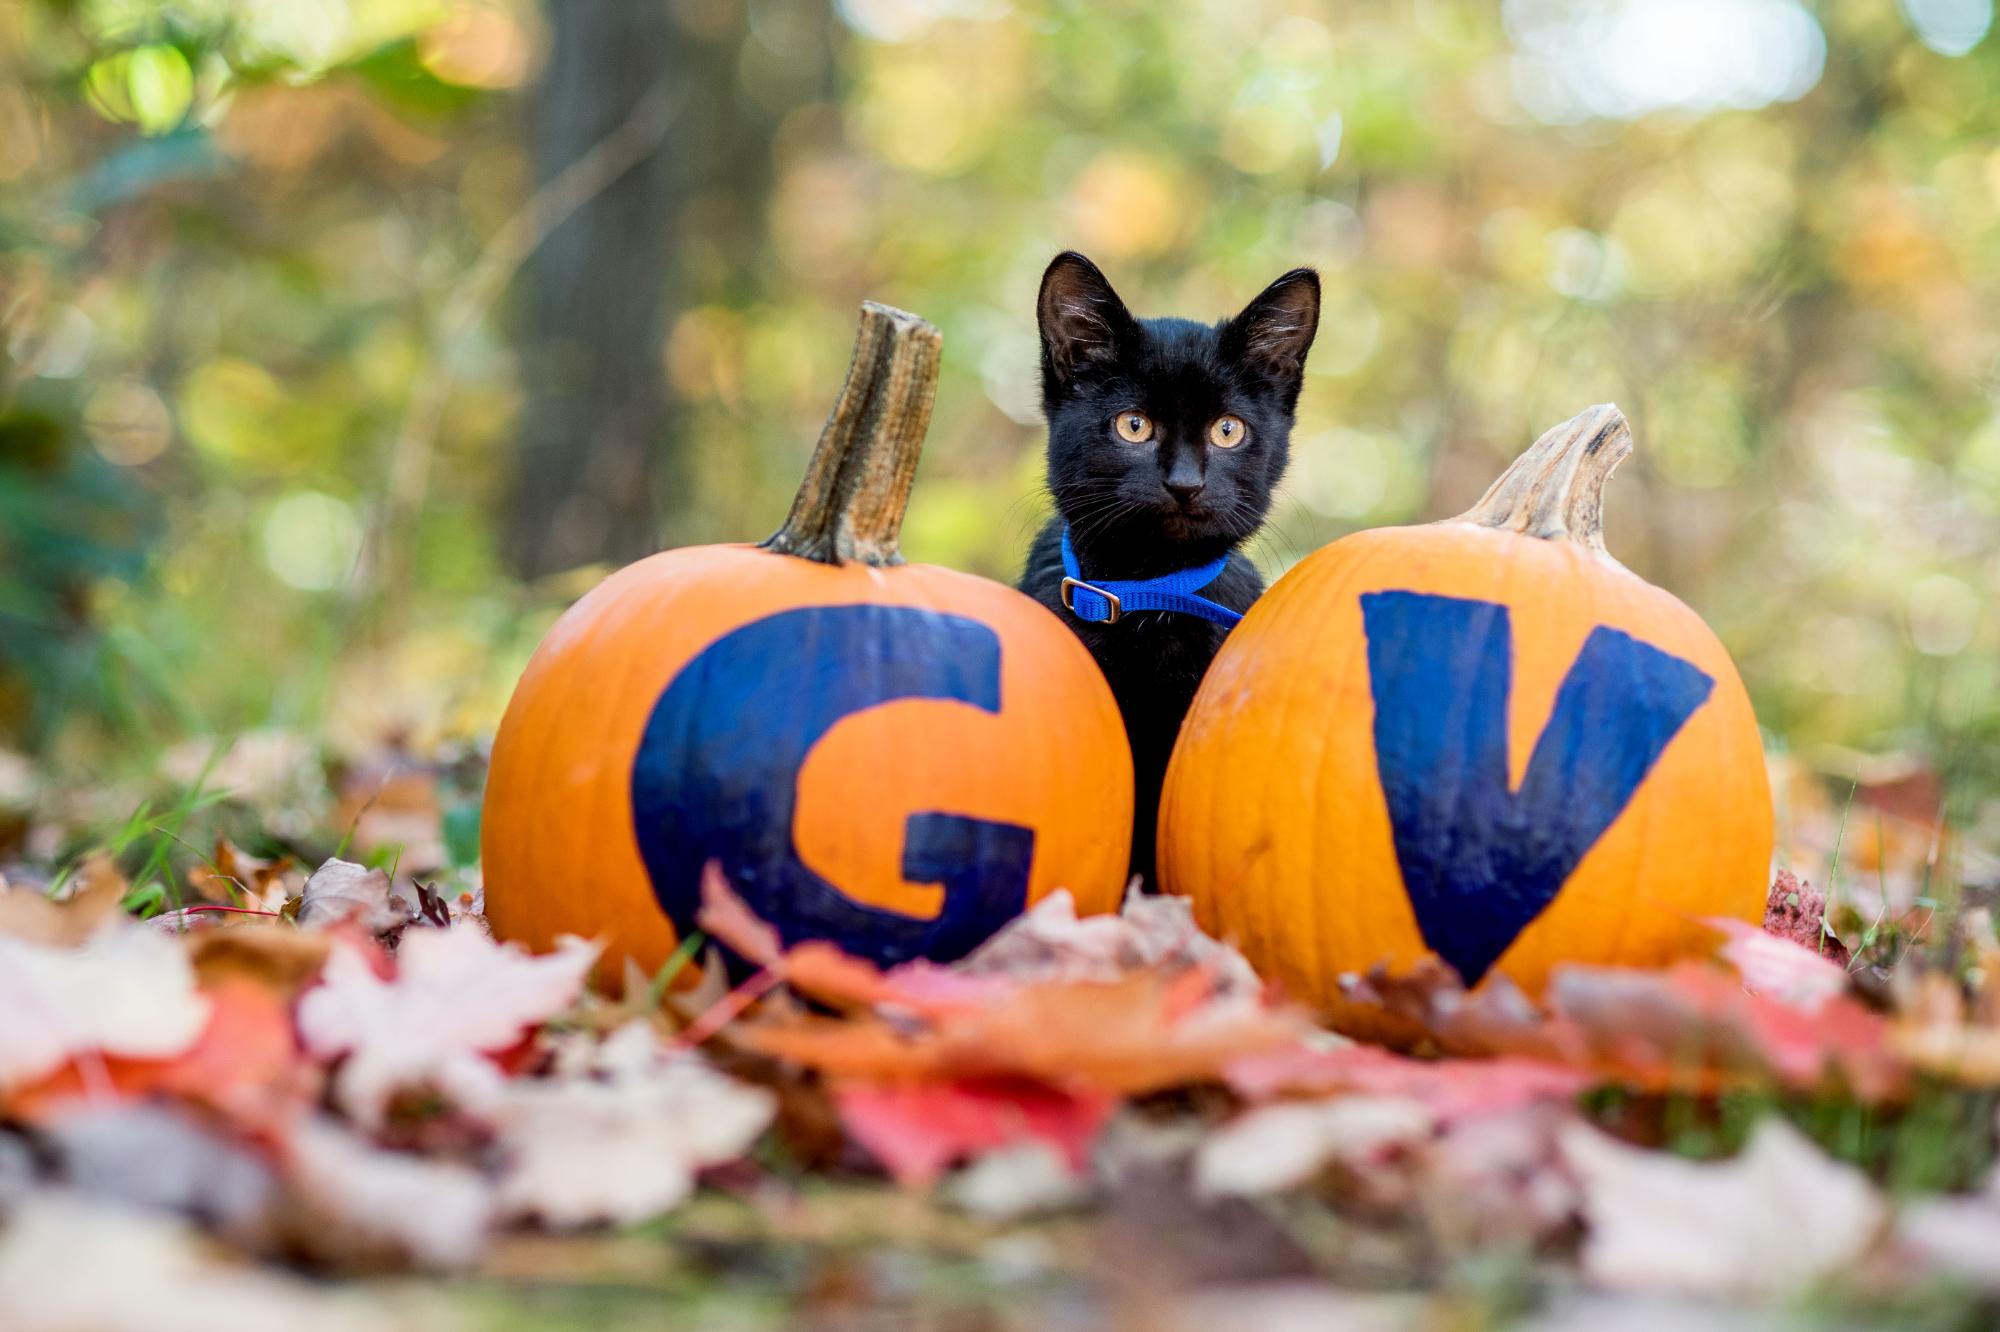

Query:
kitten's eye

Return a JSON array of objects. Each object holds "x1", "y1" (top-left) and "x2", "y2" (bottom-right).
[
  {"x1": 1208, "y1": 414, "x2": 1248, "y2": 449},
  {"x1": 1113, "y1": 411, "x2": 1155, "y2": 444}
]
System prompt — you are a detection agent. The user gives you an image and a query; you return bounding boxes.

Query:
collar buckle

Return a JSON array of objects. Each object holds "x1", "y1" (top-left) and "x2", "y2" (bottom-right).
[{"x1": 1060, "y1": 576, "x2": 1122, "y2": 624}]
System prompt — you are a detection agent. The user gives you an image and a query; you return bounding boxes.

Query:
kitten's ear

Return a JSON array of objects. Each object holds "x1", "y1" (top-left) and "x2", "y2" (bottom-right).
[
  {"x1": 1038, "y1": 252, "x2": 1136, "y2": 383},
  {"x1": 1227, "y1": 267, "x2": 1320, "y2": 380}
]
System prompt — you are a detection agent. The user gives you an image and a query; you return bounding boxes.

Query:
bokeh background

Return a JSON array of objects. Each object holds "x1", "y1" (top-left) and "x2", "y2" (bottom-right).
[{"x1": 3, "y1": 0, "x2": 1997, "y2": 868}]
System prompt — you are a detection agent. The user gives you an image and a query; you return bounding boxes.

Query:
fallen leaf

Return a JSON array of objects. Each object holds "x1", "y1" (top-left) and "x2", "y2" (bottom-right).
[
  {"x1": 1097, "y1": 1158, "x2": 1320, "y2": 1291},
  {"x1": 694, "y1": 860, "x2": 783, "y2": 968},
  {"x1": 738, "y1": 965, "x2": 1308, "y2": 1096},
  {"x1": 1889, "y1": 1018, "x2": 2000, "y2": 1085},
  {"x1": 699, "y1": 864, "x2": 1309, "y2": 1094},
  {"x1": 1412, "y1": 1102, "x2": 1579, "y2": 1252},
  {"x1": 1763, "y1": 868, "x2": 1850, "y2": 967},
  {"x1": 1342, "y1": 957, "x2": 1906, "y2": 1101},
  {"x1": 295, "y1": 927, "x2": 596, "y2": 1125},
  {"x1": 186, "y1": 923, "x2": 334, "y2": 995},
  {"x1": 187, "y1": 839, "x2": 298, "y2": 911},
  {"x1": 942, "y1": 1139, "x2": 1092, "y2": 1219},
  {"x1": 5, "y1": 978, "x2": 307, "y2": 1130},
  {"x1": 1225, "y1": 1044, "x2": 1593, "y2": 1120},
  {"x1": 492, "y1": 1032, "x2": 775, "y2": 1227},
  {"x1": 0, "y1": 854, "x2": 126, "y2": 946},
  {"x1": 1885, "y1": 910, "x2": 2000, "y2": 1086},
  {"x1": 833, "y1": 1078, "x2": 1116, "y2": 1188},
  {"x1": 1893, "y1": 1194, "x2": 2000, "y2": 1292},
  {"x1": 1139, "y1": 1284, "x2": 1428, "y2": 1332},
  {"x1": 295, "y1": 858, "x2": 412, "y2": 936},
  {"x1": 277, "y1": 1116, "x2": 493, "y2": 1271},
  {"x1": 0, "y1": 1194, "x2": 394, "y2": 1331},
  {"x1": 693, "y1": 863, "x2": 1012, "y2": 1015},
  {"x1": 955, "y1": 888, "x2": 1262, "y2": 995},
  {"x1": 1543, "y1": 965, "x2": 1904, "y2": 1100},
  {"x1": 1562, "y1": 1117, "x2": 1886, "y2": 1297},
  {"x1": 0, "y1": 928, "x2": 211, "y2": 1090},
  {"x1": 36, "y1": 1103, "x2": 280, "y2": 1246},
  {"x1": 1704, "y1": 915, "x2": 1850, "y2": 1011},
  {"x1": 332, "y1": 764, "x2": 446, "y2": 877},
  {"x1": 1194, "y1": 1097, "x2": 1437, "y2": 1199}
]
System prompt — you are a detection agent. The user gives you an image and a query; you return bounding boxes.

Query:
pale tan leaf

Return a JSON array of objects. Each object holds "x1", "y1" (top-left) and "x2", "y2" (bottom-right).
[
  {"x1": 1194, "y1": 1098, "x2": 1437, "y2": 1199},
  {"x1": 1562, "y1": 1118, "x2": 1886, "y2": 1297},
  {"x1": 492, "y1": 1029, "x2": 773, "y2": 1229},
  {"x1": 0, "y1": 929, "x2": 210, "y2": 1090},
  {"x1": 0, "y1": 1194, "x2": 394, "y2": 1331},
  {"x1": 295, "y1": 928, "x2": 596, "y2": 1125},
  {"x1": 283, "y1": 1117, "x2": 493, "y2": 1271}
]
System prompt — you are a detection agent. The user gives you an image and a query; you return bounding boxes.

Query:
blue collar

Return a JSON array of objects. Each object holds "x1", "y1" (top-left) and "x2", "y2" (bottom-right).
[{"x1": 1058, "y1": 525, "x2": 1244, "y2": 629}]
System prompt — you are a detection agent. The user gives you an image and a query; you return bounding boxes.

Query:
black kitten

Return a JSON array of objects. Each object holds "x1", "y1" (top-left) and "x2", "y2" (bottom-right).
[{"x1": 1019, "y1": 252, "x2": 1319, "y2": 884}]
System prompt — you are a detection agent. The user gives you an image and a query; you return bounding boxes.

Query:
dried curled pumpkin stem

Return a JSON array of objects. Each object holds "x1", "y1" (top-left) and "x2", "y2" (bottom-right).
[
  {"x1": 762, "y1": 301, "x2": 942, "y2": 567},
  {"x1": 1455, "y1": 402, "x2": 1632, "y2": 562}
]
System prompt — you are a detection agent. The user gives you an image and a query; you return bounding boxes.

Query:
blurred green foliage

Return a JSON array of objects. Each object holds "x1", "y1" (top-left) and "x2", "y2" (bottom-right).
[{"x1": 2, "y1": 0, "x2": 1997, "y2": 826}]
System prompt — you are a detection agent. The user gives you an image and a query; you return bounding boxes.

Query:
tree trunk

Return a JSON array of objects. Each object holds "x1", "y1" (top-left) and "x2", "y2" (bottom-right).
[
  {"x1": 505, "y1": 0, "x2": 677, "y2": 579},
  {"x1": 507, "y1": 0, "x2": 840, "y2": 577}
]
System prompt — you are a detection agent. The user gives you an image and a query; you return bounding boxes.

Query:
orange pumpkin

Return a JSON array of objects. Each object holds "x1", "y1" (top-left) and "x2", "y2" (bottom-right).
[
  {"x1": 483, "y1": 304, "x2": 1132, "y2": 980},
  {"x1": 1160, "y1": 405, "x2": 1772, "y2": 1031}
]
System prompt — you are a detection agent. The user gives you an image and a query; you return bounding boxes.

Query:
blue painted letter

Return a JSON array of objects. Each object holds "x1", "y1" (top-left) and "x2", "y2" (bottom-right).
[
  {"x1": 630, "y1": 604, "x2": 1035, "y2": 969},
  {"x1": 1360, "y1": 590, "x2": 1714, "y2": 985}
]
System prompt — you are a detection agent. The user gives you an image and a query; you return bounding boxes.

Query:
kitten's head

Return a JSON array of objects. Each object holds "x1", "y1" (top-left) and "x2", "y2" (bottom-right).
[{"x1": 1037, "y1": 251, "x2": 1319, "y2": 557}]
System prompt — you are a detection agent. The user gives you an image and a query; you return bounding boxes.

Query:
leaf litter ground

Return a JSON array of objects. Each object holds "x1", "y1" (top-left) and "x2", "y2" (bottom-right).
[{"x1": 2, "y1": 737, "x2": 1999, "y2": 1329}]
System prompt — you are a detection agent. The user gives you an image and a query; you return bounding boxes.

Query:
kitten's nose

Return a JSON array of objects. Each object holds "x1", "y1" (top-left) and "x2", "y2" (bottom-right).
[{"x1": 1163, "y1": 455, "x2": 1207, "y2": 506}]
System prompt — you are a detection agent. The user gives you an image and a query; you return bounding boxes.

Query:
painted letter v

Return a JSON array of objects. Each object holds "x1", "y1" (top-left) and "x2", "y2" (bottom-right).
[{"x1": 1360, "y1": 590, "x2": 1714, "y2": 986}]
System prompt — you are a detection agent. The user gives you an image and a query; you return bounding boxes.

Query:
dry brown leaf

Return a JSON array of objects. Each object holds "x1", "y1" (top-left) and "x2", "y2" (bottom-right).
[
  {"x1": 295, "y1": 858, "x2": 413, "y2": 936},
  {"x1": 187, "y1": 838, "x2": 298, "y2": 911},
  {"x1": 954, "y1": 887, "x2": 1261, "y2": 995},
  {"x1": 696, "y1": 863, "x2": 1310, "y2": 1096},
  {"x1": 332, "y1": 765, "x2": 446, "y2": 876},
  {"x1": 1341, "y1": 956, "x2": 1907, "y2": 1101},
  {"x1": 1887, "y1": 910, "x2": 2000, "y2": 1085},
  {"x1": 187, "y1": 923, "x2": 334, "y2": 996},
  {"x1": 737, "y1": 965, "x2": 1308, "y2": 1096},
  {"x1": 0, "y1": 853, "x2": 126, "y2": 947}
]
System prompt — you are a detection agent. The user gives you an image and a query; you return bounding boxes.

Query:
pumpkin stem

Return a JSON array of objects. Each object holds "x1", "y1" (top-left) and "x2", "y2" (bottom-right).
[
  {"x1": 761, "y1": 301, "x2": 942, "y2": 567},
  {"x1": 1455, "y1": 403, "x2": 1632, "y2": 560}
]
